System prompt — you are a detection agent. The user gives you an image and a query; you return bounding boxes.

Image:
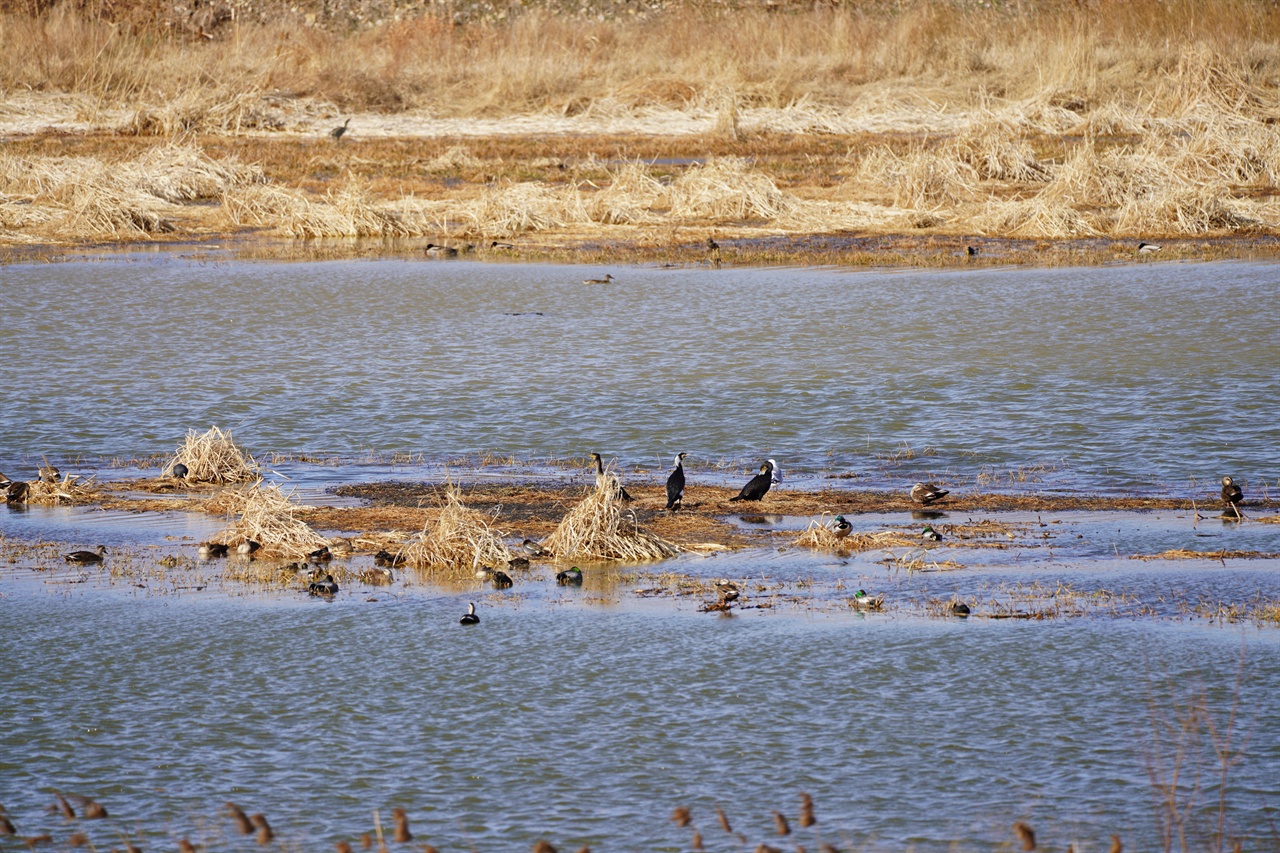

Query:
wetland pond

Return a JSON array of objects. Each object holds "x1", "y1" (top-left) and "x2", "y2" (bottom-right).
[{"x1": 2, "y1": 253, "x2": 1280, "y2": 851}]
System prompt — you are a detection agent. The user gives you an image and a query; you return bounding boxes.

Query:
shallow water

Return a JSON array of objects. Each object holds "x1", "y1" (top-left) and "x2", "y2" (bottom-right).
[
  {"x1": 5, "y1": 253, "x2": 1280, "y2": 850},
  {"x1": 2, "y1": 254, "x2": 1279, "y2": 495}
]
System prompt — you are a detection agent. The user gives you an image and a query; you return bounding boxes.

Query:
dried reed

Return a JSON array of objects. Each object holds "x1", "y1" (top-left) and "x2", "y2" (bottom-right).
[
  {"x1": 666, "y1": 158, "x2": 793, "y2": 221},
  {"x1": 543, "y1": 474, "x2": 679, "y2": 563},
  {"x1": 214, "y1": 483, "x2": 330, "y2": 560},
  {"x1": 23, "y1": 474, "x2": 99, "y2": 506},
  {"x1": 162, "y1": 426, "x2": 261, "y2": 484},
  {"x1": 401, "y1": 486, "x2": 515, "y2": 578}
]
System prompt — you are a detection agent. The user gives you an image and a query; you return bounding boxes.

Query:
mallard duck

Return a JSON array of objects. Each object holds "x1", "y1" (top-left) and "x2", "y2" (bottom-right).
[
  {"x1": 1137, "y1": 241, "x2": 1161, "y2": 253},
  {"x1": 948, "y1": 599, "x2": 971, "y2": 617},
  {"x1": 729, "y1": 459, "x2": 777, "y2": 502},
  {"x1": 6, "y1": 481, "x2": 29, "y2": 503},
  {"x1": 476, "y1": 567, "x2": 513, "y2": 588},
  {"x1": 330, "y1": 118, "x2": 350, "y2": 140},
  {"x1": 556, "y1": 567, "x2": 584, "y2": 585},
  {"x1": 520, "y1": 538, "x2": 548, "y2": 557},
  {"x1": 714, "y1": 579, "x2": 740, "y2": 603},
  {"x1": 236, "y1": 539, "x2": 260, "y2": 556},
  {"x1": 308, "y1": 545, "x2": 333, "y2": 563},
  {"x1": 922, "y1": 525, "x2": 943, "y2": 543},
  {"x1": 460, "y1": 602, "x2": 479, "y2": 625},
  {"x1": 1221, "y1": 475, "x2": 1244, "y2": 507},
  {"x1": 373, "y1": 549, "x2": 406, "y2": 568},
  {"x1": 582, "y1": 274, "x2": 615, "y2": 284},
  {"x1": 62, "y1": 545, "x2": 106, "y2": 565},
  {"x1": 852, "y1": 589, "x2": 884, "y2": 610},
  {"x1": 832, "y1": 515, "x2": 851, "y2": 539},
  {"x1": 910, "y1": 482, "x2": 950, "y2": 505},
  {"x1": 307, "y1": 572, "x2": 339, "y2": 596},
  {"x1": 506, "y1": 556, "x2": 530, "y2": 571},
  {"x1": 198, "y1": 542, "x2": 229, "y2": 559},
  {"x1": 666, "y1": 452, "x2": 688, "y2": 511},
  {"x1": 358, "y1": 566, "x2": 394, "y2": 586},
  {"x1": 425, "y1": 243, "x2": 458, "y2": 258}
]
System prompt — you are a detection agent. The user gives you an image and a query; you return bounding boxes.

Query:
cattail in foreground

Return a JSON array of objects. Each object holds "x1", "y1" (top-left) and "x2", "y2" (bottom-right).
[
  {"x1": 819, "y1": 845, "x2": 841, "y2": 853},
  {"x1": 68, "y1": 832, "x2": 88, "y2": 847},
  {"x1": 1013, "y1": 821, "x2": 1036, "y2": 851},
  {"x1": 82, "y1": 799, "x2": 108, "y2": 820},
  {"x1": 250, "y1": 814, "x2": 273, "y2": 845},
  {"x1": 715, "y1": 807, "x2": 732, "y2": 834},
  {"x1": 0, "y1": 815, "x2": 15, "y2": 835},
  {"x1": 360, "y1": 834, "x2": 373, "y2": 849},
  {"x1": 335, "y1": 842, "x2": 353, "y2": 853},
  {"x1": 25, "y1": 834, "x2": 54, "y2": 846},
  {"x1": 54, "y1": 794, "x2": 75, "y2": 819},
  {"x1": 179, "y1": 839, "x2": 196, "y2": 853},
  {"x1": 532, "y1": 842, "x2": 557, "y2": 853},
  {"x1": 574, "y1": 847, "x2": 591, "y2": 853},
  {"x1": 125, "y1": 842, "x2": 143, "y2": 853},
  {"x1": 391, "y1": 808, "x2": 411, "y2": 843},
  {"x1": 773, "y1": 812, "x2": 790, "y2": 836},
  {"x1": 671, "y1": 807, "x2": 691, "y2": 828},
  {"x1": 691, "y1": 831, "x2": 704, "y2": 851},
  {"x1": 799, "y1": 793, "x2": 815, "y2": 828},
  {"x1": 226, "y1": 804, "x2": 253, "y2": 836},
  {"x1": 1109, "y1": 836, "x2": 1123, "y2": 853},
  {"x1": 754, "y1": 844, "x2": 782, "y2": 853}
]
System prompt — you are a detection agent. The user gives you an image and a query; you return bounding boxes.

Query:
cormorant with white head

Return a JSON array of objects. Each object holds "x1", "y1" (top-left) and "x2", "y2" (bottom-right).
[
  {"x1": 729, "y1": 459, "x2": 777, "y2": 502},
  {"x1": 666, "y1": 452, "x2": 688, "y2": 511}
]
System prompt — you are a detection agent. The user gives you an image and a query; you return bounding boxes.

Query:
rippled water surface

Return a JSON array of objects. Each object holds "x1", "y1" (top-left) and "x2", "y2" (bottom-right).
[
  {"x1": 4, "y1": 254, "x2": 1280, "y2": 850},
  {"x1": 3, "y1": 255, "x2": 1279, "y2": 494}
]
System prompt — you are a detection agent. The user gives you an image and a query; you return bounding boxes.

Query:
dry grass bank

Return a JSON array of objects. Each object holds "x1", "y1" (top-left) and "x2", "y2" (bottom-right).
[{"x1": 3, "y1": 0, "x2": 1280, "y2": 254}]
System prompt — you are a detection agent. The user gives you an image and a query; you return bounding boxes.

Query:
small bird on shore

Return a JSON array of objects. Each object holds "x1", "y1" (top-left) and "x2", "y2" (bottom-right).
[
  {"x1": 63, "y1": 545, "x2": 106, "y2": 565},
  {"x1": 666, "y1": 452, "x2": 688, "y2": 511},
  {"x1": 1137, "y1": 241, "x2": 1161, "y2": 253},
  {"x1": 922, "y1": 525, "x2": 943, "y2": 543},
  {"x1": 1221, "y1": 475, "x2": 1243, "y2": 507},
  {"x1": 425, "y1": 243, "x2": 458, "y2": 258},
  {"x1": 330, "y1": 118, "x2": 351, "y2": 141},
  {"x1": 832, "y1": 515, "x2": 851, "y2": 540},
  {"x1": 967, "y1": 245, "x2": 980, "y2": 256},
  {"x1": 729, "y1": 459, "x2": 777, "y2": 502},
  {"x1": 556, "y1": 566, "x2": 584, "y2": 585},
  {"x1": 910, "y1": 482, "x2": 950, "y2": 505},
  {"x1": 171, "y1": 462, "x2": 189, "y2": 479},
  {"x1": 583, "y1": 274, "x2": 615, "y2": 284},
  {"x1": 198, "y1": 542, "x2": 229, "y2": 559},
  {"x1": 460, "y1": 602, "x2": 479, "y2": 625}
]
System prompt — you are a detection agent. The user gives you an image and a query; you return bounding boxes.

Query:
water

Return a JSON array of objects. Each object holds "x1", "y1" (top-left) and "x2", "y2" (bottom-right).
[
  {"x1": 2, "y1": 255, "x2": 1278, "y2": 495},
  {"x1": 4, "y1": 253, "x2": 1280, "y2": 850}
]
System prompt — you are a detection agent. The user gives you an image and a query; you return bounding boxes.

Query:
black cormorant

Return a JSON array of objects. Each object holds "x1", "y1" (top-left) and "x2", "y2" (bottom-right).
[
  {"x1": 729, "y1": 459, "x2": 776, "y2": 502},
  {"x1": 666, "y1": 452, "x2": 688, "y2": 511}
]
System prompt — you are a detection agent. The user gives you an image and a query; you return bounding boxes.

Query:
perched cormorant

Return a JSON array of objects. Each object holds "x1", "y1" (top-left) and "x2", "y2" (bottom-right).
[
  {"x1": 330, "y1": 118, "x2": 351, "y2": 140},
  {"x1": 63, "y1": 545, "x2": 106, "y2": 565},
  {"x1": 729, "y1": 460, "x2": 776, "y2": 502},
  {"x1": 589, "y1": 452, "x2": 632, "y2": 501},
  {"x1": 910, "y1": 482, "x2": 950, "y2": 505},
  {"x1": 460, "y1": 602, "x2": 480, "y2": 625},
  {"x1": 922, "y1": 525, "x2": 943, "y2": 543},
  {"x1": 582, "y1": 274, "x2": 615, "y2": 284},
  {"x1": 556, "y1": 567, "x2": 584, "y2": 585},
  {"x1": 666, "y1": 452, "x2": 688, "y2": 511},
  {"x1": 1221, "y1": 475, "x2": 1244, "y2": 507},
  {"x1": 832, "y1": 515, "x2": 851, "y2": 540}
]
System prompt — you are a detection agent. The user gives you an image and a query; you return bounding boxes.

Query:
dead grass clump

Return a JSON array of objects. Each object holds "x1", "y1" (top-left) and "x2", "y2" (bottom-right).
[
  {"x1": 949, "y1": 125, "x2": 1050, "y2": 183},
  {"x1": 467, "y1": 181, "x2": 588, "y2": 236},
  {"x1": 225, "y1": 181, "x2": 416, "y2": 238},
  {"x1": 23, "y1": 474, "x2": 99, "y2": 505},
  {"x1": 401, "y1": 486, "x2": 514, "y2": 578},
  {"x1": 976, "y1": 197, "x2": 1100, "y2": 238},
  {"x1": 162, "y1": 426, "x2": 261, "y2": 484},
  {"x1": 857, "y1": 145, "x2": 978, "y2": 209},
  {"x1": 1114, "y1": 186, "x2": 1257, "y2": 235},
  {"x1": 427, "y1": 145, "x2": 484, "y2": 173},
  {"x1": 215, "y1": 483, "x2": 330, "y2": 559},
  {"x1": 543, "y1": 476, "x2": 679, "y2": 563},
  {"x1": 1133, "y1": 549, "x2": 1276, "y2": 561},
  {"x1": 124, "y1": 144, "x2": 265, "y2": 203},
  {"x1": 587, "y1": 161, "x2": 664, "y2": 225},
  {"x1": 666, "y1": 158, "x2": 793, "y2": 221},
  {"x1": 794, "y1": 514, "x2": 847, "y2": 551}
]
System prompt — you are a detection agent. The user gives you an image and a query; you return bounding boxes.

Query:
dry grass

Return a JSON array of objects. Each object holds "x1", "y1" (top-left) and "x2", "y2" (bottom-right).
[
  {"x1": 22, "y1": 473, "x2": 99, "y2": 506},
  {"x1": 214, "y1": 482, "x2": 330, "y2": 559},
  {"x1": 401, "y1": 486, "x2": 515, "y2": 578},
  {"x1": 1133, "y1": 549, "x2": 1277, "y2": 561},
  {"x1": 543, "y1": 474, "x2": 679, "y2": 563},
  {"x1": 162, "y1": 426, "x2": 261, "y2": 484}
]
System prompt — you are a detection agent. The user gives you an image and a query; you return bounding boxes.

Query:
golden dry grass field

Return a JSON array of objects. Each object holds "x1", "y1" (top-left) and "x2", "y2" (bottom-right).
[{"x1": 3, "y1": 0, "x2": 1280, "y2": 264}]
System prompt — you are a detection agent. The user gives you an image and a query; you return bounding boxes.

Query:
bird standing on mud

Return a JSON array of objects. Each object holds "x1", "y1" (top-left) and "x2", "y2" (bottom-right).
[
  {"x1": 730, "y1": 459, "x2": 778, "y2": 502},
  {"x1": 666, "y1": 452, "x2": 688, "y2": 511},
  {"x1": 1221, "y1": 475, "x2": 1244, "y2": 513},
  {"x1": 330, "y1": 118, "x2": 351, "y2": 141},
  {"x1": 910, "y1": 482, "x2": 950, "y2": 505}
]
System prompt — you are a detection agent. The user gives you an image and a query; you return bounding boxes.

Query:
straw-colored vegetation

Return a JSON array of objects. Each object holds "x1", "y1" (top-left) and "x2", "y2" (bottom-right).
[
  {"x1": 795, "y1": 516, "x2": 918, "y2": 553},
  {"x1": 543, "y1": 472, "x2": 679, "y2": 563},
  {"x1": 213, "y1": 482, "x2": 331, "y2": 559},
  {"x1": 22, "y1": 473, "x2": 100, "y2": 506},
  {"x1": 162, "y1": 426, "x2": 261, "y2": 484},
  {"x1": 3, "y1": 0, "x2": 1280, "y2": 253},
  {"x1": 401, "y1": 486, "x2": 515, "y2": 578}
]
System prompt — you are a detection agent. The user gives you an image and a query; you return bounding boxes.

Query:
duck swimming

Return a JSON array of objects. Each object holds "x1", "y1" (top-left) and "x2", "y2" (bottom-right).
[
  {"x1": 198, "y1": 542, "x2": 229, "y2": 559},
  {"x1": 236, "y1": 539, "x2": 260, "y2": 556},
  {"x1": 63, "y1": 545, "x2": 106, "y2": 565},
  {"x1": 373, "y1": 549, "x2": 406, "y2": 568},
  {"x1": 910, "y1": 482, "x2": 950, "y2": 505},
  {"x1": 307, "y1": 571, "x2": 339, "y2": 596},
  {"x1": 460, "y1": 602, "x2": 479, "y2": 625},
  {"x1": 556, "y1": 567, "x2": 584, "y2": 585},
  {"x1": 922, "y1": 525, "x2": 943, "y2": 543}
]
